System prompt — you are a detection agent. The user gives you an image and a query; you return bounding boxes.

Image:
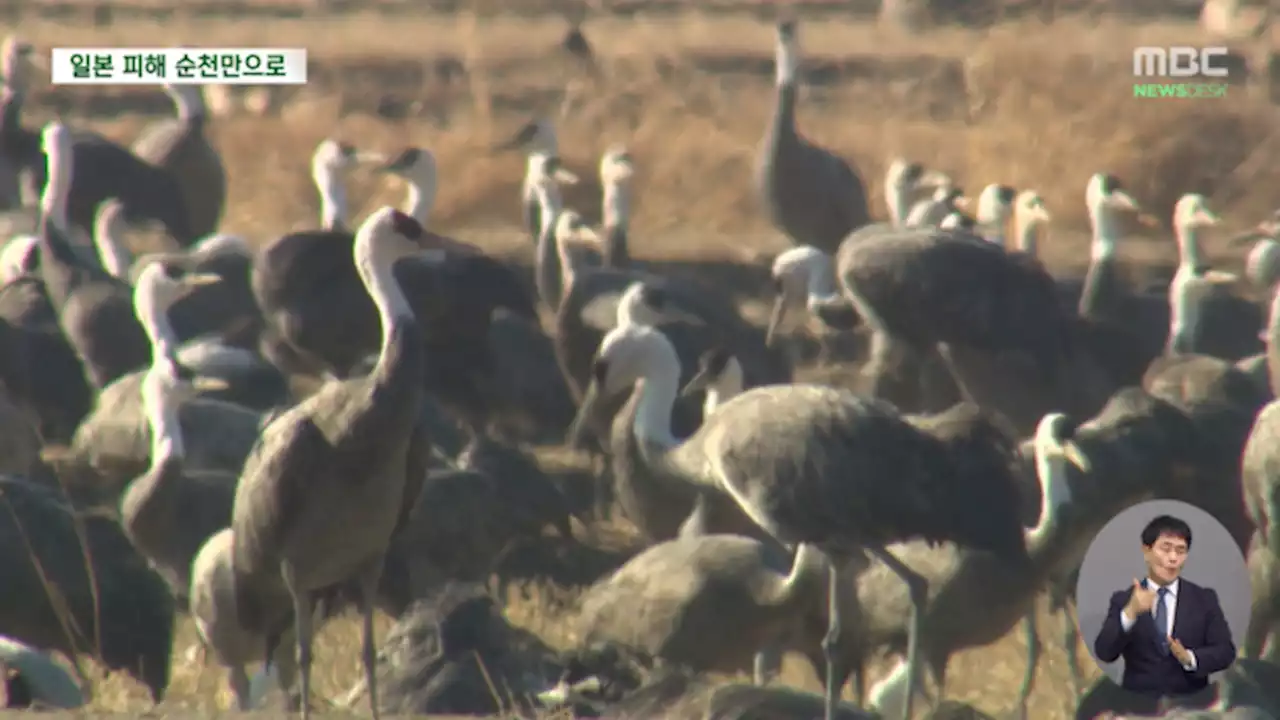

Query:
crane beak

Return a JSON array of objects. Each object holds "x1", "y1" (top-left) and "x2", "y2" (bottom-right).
[
  {"x1": 183, "y1": 272, "x2": 222, "y2": 287},
  {"x1": 356, "y1": 151, "x2": 390, "y2": 165},
  {"x1": 1205, "y1": 270, "x2": 1239, "y2": 285},
  {"x1": 679, "y1": 366, "x2": 713, "y2": 399},
  {"x1": 1109, "y1": 190, "x2": 1140, "y2": 211},
  {"x1": 536, "y1": 682, "x2": 571, "y2": 706},
  {"x1": 573, "y1": 226, "x2": 602, "y2": 246},
  {"x1": 1193, "y1": 209, "x2": 1221, "y2": 227},
  {"x1": 567, "y1": 383, "x2": 601, "y2": 451},
  {"x1": 1136, "y1": 212, "x2": 1161, "y2": 228},
  {"x1": 536, "y1": 675, "x2": 602, "y2": 707},
  {"x1": 602, "y1": 165, "x2": 634, "y2": 186},
  {"x1": 765, "y1": 294, "x2": 788, "y2": 348},
  {"x1": 191, "y1": 376, "x2": 230, "y2": 393},
  {"x1": 919, "y1": 170, "x2": 951, "y2": 188},
  {"x1": 553, "y1": 168, "x2": 581, "y2": 185},
  {"x1": 1063, "y1": 442, "x2": 1091, "y2": 473}
]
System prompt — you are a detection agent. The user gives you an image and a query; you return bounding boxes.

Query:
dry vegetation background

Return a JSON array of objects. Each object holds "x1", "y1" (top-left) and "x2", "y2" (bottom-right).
[{"x1": 11, "y1": 2, "x2": 1280, "y2": 717}]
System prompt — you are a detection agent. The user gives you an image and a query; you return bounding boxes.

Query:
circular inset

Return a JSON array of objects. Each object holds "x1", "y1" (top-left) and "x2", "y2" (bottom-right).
[{"x1": 1075, "y1": 499, "x2": 1249, "y2": 693}]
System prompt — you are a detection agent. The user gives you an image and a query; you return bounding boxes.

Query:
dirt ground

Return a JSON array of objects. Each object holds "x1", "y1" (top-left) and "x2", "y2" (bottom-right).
[{"x1": 16, "y1": 5, "x2": 1279, "y2": 718}]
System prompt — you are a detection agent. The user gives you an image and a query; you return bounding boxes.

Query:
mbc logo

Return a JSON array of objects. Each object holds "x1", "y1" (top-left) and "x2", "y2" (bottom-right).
[{"x1": 1133, "y1": 47, "x2": 1230, "y2": 78}]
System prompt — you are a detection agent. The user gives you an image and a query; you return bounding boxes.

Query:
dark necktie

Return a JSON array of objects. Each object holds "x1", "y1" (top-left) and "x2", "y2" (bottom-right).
[{"x1": 1154, "y1": 586, "x2": 1170, "y2": 652}]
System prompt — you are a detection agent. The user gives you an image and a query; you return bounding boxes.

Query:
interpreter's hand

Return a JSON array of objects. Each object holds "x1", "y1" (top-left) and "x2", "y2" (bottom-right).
[
  {"x1": 1125, "y1": 578, "x2": 1156, "y2": 617},
  {"x1": 1169, "y1": 636, "x2": 1192, "y2": 665}
]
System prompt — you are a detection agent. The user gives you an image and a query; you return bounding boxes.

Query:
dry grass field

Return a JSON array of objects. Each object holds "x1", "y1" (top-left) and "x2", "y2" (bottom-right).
[{"x1": 14, "y1": 5, "x2": 1280, "y2": 718}]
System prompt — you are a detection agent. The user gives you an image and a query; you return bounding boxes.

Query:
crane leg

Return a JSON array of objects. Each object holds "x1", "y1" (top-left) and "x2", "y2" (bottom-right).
[
  {"x1": 867, "y1": 546, "x2": 928, "y2": 720},
  {"x1": 229, "y1": 666, "x2": 252, "y2": 711},
  {"x1": 1017, "y1": 609, "x2": 1041, "y2": 720},
  {"x1": 357, "y1": 558, "x2": 384, "y2": 720},
  {"x1": 752, "y1": 646, "x2": 781, "y2": 685},
  {"x1": 281, "y1": 562, "x2": 314, "y2": 720},
  {"x1": 1060, "y1": 602, "x2": 1083, "y2": 697},
  {"x1": 590, "y1": 448, "x2": 614, "y2": 521},
  {"x1": 820, "y1": 555, "x2": 848, "y2": 720},
  {"x1": 269, "y1": 629, "x2": 302, "y2": 711},
  {"x1": 817, "y1": 550, "x2": 864, "y2": 720}
]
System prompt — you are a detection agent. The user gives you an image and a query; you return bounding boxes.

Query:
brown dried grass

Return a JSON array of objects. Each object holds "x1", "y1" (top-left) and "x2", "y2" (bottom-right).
[
  {"x1": 20, "y1": 13, "x2": 1280, "y2": 270},
  {"x1": 31, "y1": 9, "x2": 1273, "y2": 718}
]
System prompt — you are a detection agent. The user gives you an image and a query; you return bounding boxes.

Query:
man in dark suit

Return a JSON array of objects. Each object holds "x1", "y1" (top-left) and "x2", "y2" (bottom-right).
[{"x1": 1093, "y1": 514, "x2": 1236, "y2": 697}]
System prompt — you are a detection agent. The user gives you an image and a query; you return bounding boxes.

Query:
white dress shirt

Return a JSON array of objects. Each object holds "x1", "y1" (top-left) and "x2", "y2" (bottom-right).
[{"x1": 1119, "y1": 577, "x2": 1197, "y2": 671}]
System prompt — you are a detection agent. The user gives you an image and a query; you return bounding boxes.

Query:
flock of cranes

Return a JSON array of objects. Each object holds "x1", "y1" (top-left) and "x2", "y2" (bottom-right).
[{"x1": 3, "y1": 12, "x2": 1280, "y2": 720}]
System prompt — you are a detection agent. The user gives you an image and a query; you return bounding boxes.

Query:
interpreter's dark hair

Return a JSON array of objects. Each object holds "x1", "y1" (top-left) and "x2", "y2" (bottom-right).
[{"x1": 1141, "y1": 515, "x2": 1192, "y2": 549}]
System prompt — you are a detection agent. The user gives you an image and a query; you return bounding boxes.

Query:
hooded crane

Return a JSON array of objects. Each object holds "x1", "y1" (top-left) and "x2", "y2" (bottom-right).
[
  {"x1": 1067, "y1": 176, "x2": 1229, "y2": 374},
  {"x1": 1230, "y1": 210, "x2": 1280, "y2": 293},
  {"x1": 756, "y1": 18, "x2": 869, "y2": 255},
  {"x1": 379, "y1": 437, "x2": 576, "y2": 610},
  {"x1": 252, "y1": 143, "x2": 535, "y2": 433},
  {"x1": 0, "y1": 119, "x2": 94, "y2": 445},
  {"x1": 1240, "y1": 399, "x2": 1280, "y2": 659},
  {"x1": 904, "y1": 183, "x2": 970, "y2": 229},
  {"x1": 118, "y1": 262, "x2": 241, "y2": 604},
  {"x1": 1163, "y1": 193, "x2": 1262, "y2": 359},
  {"x1": 0, "y1": 318, "x2": 39, "y2": 478},
  {"x1": 0, "y1": 38, "x2": 42, "y2": 214},
  {"x1": 0, "y1": 40, "x2": 195, "y2": 248},
  {"x1": 1075, "y1": 173, "x2": 1159, "y2": 322},
  {"x1": 599, "y1": 144, "x2": 635, "y2": 268},
  {"x1": 526, "y1": 152, "x2": 612, "y2": 316},
  {"x1": 91, "y1": 202, "x2": 287, "y2": 407},
  {"x1": 567, "y1": 323, "x2": 1030, "y2": 720},
  {"x1": 0, "y1": 270, "x2": 92, "y2": 444},
  {"x1": 190, "y1": 527, "x2": 301, "y2": 712},
  {"x1": 972, "y1": 183, "x2": 1017, "y2": 246},
  {"x1": 374, "y1": 147, "x2": 456, "y2": 231},
  {"x1": 817, "y1": 411, "x2": 1077, "y2": 718},
  {"x1": 35, "y1": 121, "x2": 156, "y2": 389},
  {"x1": 0, "y1": 232, "x2": 39, "y2": 285},
  {"x1": 252, "y1": 138, "x2": 374, "y2": 377},
  {"x1": 557, "y1": 275, "x2": 786, "y2": 462},
  {"x1": 0, "y1": 637, "x2": 84, "y2": 709},
  {"x1": 0, "y1": 475, "x2": 175, "y2": 703},
  {"x1": 68, "y1": 300, "x2": 265, "y2": 493},
  {"x1": 883, "y1": 159, "x2": 952, "y2": 229},
  {"x1": 937, "y1": 212, "x2": 976, "y2": 232},
  {"x1": 129, "y1": 233, "x2": 272, "y2": 374},
  {"x1": 230, "y1": 207, "x2": 434, "y2": 720},
  {"x1": 495, "y1": 118, "x2": 579, "y2": 245},
  {"x1": 130, "y1": 84, "x2": 226, "y2": 240},
  {"x1": 1255, "y1": 284, "x2": 1280, "y2": 399},
  {"x1": 571, "y1": 534, "x2": 827, "y2": 685},
  {"x1": 601, "y1": 343, "x2": 767, "y2": 545},
  {"x1": 831, "y1": 224, "x2": 1077, "y2": 403},
  {"x1": 765, "y1": 225, "x2": 1082, "y2": 431},
  {"x1": 1079, "y1": 190, "x2": 1259, "y2": 366},
  {"x1": 1010, "y1": 190, "x2": 1051, "y2": 258}
]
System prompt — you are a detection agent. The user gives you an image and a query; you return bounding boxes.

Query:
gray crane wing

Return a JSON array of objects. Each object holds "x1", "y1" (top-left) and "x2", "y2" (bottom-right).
[
  {"x1": 677, "y1": 386, "x2": 996, "y2": 551},
  {"x1": 231, "y1": 413, "x2": 329, "y2": 581}
]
